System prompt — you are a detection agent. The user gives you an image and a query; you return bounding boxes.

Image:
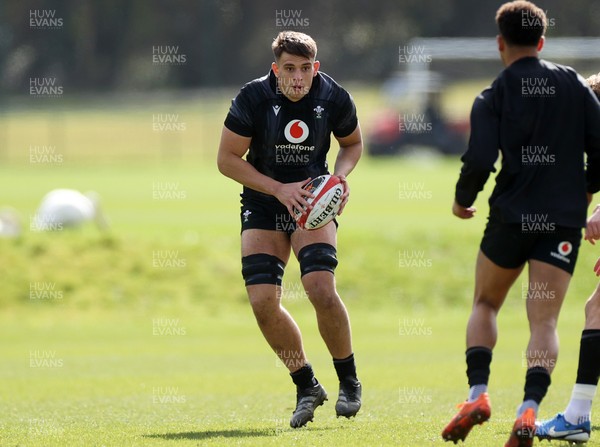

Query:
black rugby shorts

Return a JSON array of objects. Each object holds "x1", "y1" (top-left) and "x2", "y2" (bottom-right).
[{"x1": 480, "y1": 209, "x2": 582, "y2": 275}]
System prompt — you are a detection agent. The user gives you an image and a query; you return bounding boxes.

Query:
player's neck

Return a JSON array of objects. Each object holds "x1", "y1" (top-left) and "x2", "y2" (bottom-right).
[{"x1": 502, "y1": 48, "x2": 539, "y2": 67}]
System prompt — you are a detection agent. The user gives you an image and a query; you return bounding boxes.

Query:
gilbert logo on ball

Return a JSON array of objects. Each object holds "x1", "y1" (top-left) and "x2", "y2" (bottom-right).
[
  {"x1": 294, "y1": 175, "x2": 344, "y2": 230},
  {"x1": 558, "y1": 241, "x2": 573, "y2": 256},
  {"x1": 284, "y1": 119, "x2": 309, "y2": 144}
]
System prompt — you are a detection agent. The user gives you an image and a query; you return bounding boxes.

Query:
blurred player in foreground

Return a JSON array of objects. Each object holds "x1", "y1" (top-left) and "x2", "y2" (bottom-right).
[
  {"x1": 217, "y1": 31, "x2": 363, "y2": 428},
  {"x1": 536, "y1": 73, "x2": 600, "y2": 444},
  {"x1": 441, "y1": 2, "x2": 600, "y2": 447}
]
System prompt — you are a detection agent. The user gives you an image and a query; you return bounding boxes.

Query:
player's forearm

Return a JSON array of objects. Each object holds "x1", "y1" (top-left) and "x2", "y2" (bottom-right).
[
  {"x1": 455, "y1": 163, "x2": 491, "y2": 207},
  {"x1": 334, "y1": 142, "x2": 362, "y2": 178},
  {"x1": 218, "y1": 153, "x2": 281, "y2": 196}
]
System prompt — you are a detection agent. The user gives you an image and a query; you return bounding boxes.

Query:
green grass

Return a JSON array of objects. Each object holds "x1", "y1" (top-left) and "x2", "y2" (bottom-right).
[
  {"x1": 1, "y1": 87, "x2": 600, "y2": 445},
  {"x1": 1, "y1": 157, "x2": 599, "y2": 446},
  {"x1": 0, "y1": 304, "x2": 595, "y2": 446}
]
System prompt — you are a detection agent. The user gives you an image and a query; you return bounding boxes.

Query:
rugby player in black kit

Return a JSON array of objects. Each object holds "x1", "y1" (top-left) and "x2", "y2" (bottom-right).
[
  {"x1": 441, "y1": 2, "x2": 600, "y2": 447},
  {"x1": 217, "y1": 31, "x2": 362, "y2": 428}
]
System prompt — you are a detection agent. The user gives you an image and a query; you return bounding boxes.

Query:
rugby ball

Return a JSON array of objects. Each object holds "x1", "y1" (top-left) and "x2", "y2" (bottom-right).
[{"x1": 294, "y1": 175, "x2": 344, "y2": 230}]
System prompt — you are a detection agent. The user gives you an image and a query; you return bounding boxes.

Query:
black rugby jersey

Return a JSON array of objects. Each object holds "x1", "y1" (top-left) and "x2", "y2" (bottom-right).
[
  {"x1": 224, "y1": 70, "x2": 358, "y2": 201},
  {"x1": 456, "y1": 57, "x2": 600, "y2": 228}
]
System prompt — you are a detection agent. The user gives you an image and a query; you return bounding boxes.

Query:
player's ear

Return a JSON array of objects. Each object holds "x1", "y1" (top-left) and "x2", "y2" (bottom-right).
[
  {"x1": 313, "y1": 60, "x2": 320, "y2": 76},
  {"x1": 272, "y1": 61, "x2": 279, "y2": 77},
  {"x1": 536, "y1": 36, "x2": 545, "y2": 52},
  {"x1": 496, "y1": 35, "x2": 505, "y2": 52}
]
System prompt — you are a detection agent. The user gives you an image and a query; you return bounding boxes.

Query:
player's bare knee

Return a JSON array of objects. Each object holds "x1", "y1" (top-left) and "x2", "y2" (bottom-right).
[
  {"x1": 472, "y1": 294, "x2": 502, "y2": 313},
  {"x1": 529, "y1": 318, "x2": 559, "y2": 334},
  {"x1": 247, "y1": 289, "x2": 276, "y2": 308},
  {"x1": 305, "y1": 282, "x2": 340, "y2": 311},
  {"x1": 247, "y1": 293, "x2": 282, "y2": 327}
]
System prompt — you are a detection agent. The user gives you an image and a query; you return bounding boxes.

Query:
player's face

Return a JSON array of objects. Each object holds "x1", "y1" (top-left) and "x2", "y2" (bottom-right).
[{"x1": 272, "y1": 52, "x2": 320, "y2": 102}]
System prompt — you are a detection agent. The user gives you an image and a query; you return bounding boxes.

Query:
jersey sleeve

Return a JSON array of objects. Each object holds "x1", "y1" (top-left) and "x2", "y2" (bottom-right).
[
  {"x1": 224, "y1": 85, "x2": 254, "y2": 138},
  {"x1": 455, "y1": 89, "x2": 499, "y2": 207},
  {"x1": 332, "y1": 90, "x2": 358, "y2": 138}
]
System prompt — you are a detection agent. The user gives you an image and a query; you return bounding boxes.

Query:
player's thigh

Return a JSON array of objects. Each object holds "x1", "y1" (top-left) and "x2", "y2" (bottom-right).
[
  {"x1": 474, "y1": 250, "x2": 524, "y2": 309},
  {"x1": 290, "y1": 221, "x2": 337, "y2": 254},
  {"x1": 526, "y1": 226, "x2": 581, "y2": 325},
  {"x1": 242, "y1": 229, "x2": 291, "y2": 260},
  {"x1": 526, "y1": 259, "x2": 571, "y2": 326}
]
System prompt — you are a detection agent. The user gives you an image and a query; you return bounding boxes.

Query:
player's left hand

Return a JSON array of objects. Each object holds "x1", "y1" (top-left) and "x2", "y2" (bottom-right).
[
  {"x1": 452, "y1": 200, "x2": 476, "y2": 219},
  {"x1": 336, "y1": 174, "x2": 350, "y2": 216}
]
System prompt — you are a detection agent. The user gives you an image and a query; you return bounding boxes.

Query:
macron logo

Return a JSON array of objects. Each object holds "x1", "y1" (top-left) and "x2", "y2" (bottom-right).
[{"x1": 272, "y1": 105, "x2": 281, "y2": 116}]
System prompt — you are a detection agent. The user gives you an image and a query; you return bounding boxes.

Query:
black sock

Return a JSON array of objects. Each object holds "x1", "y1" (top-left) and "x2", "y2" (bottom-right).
[
  {"x1": 333, "y1": 353, "x2": 358, "y2": 384},
  {"x1": 523, "y1": 366, "x2": 551, "y2": 404},
  {"x1": 290, "y1": 363, "x2": 318, "y2": 389},
  {"x1": 466, "y1": 346, "x2": 492, "y2": 387},
  {"x1": 575, "y1": 329, "x2": 600, "y2": 385}
]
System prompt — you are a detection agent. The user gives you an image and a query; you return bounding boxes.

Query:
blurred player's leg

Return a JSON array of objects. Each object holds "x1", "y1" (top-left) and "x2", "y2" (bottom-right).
[
  {"x1": 537, "y1": 282, "x2": 600, "y2": 443},
  {"x1": 292, "y1": 222, "x2": 361, "y2": 418},
  {"x1": 565, "y1": 283, "x2": 600, "y2": 425},
  {"x1": 443, "y1": 251, "x2": 523, "y2": 443}
]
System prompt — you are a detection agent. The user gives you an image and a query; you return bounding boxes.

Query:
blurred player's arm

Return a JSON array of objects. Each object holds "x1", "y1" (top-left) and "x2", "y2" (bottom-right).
[
  {"x1": 217, "y1": 127, "x2": 313, "y2": 216},
  {"x1": 585, "y1": 204, "x2": 600, "y2": 244},
  {"x1": 333, "y1": 124, "x2": 362, "y2": 215},
  {"x1": 453, "y1": 92, "x2": 499, "y2": 219}
]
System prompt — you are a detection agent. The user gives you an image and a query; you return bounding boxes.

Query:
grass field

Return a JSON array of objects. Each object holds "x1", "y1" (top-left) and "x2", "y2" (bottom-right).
[
  {"x1": 0, "y1": 304, "x2": 595, "y2": 447},
  {"x1": 1, "y1": 85, "x2": 599, "y2": 446}
]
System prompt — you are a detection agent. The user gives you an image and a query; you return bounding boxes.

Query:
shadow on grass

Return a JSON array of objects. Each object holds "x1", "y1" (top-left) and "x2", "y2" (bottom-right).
[{"x1": 145, "y1": 426, "x2": 331, "y2": 441}]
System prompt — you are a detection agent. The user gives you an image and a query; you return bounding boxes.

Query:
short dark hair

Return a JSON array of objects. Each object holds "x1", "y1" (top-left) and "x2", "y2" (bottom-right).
[
  {"x1": 496, "y1": 1, "x2": 546, "y2": 46},
  {"x1": 272, "y1": 31, "x2": 317, "y2": 61},
  {"x1": 587, "y1": 73, "x2": 600, "y2": 100}
]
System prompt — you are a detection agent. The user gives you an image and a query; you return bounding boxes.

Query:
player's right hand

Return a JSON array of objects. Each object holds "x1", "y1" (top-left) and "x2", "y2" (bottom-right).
[
  {"x1": 452, "y1": 200, "x2": 476, "y2": 219},
  {"x1": 274, "y1": 178, "x2": 314, "y2": 218}
]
